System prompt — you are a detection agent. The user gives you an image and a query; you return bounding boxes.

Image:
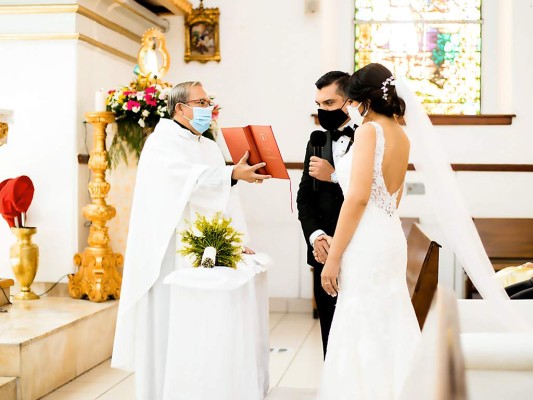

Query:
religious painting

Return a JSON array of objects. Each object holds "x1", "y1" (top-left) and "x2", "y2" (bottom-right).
[{"x1": 184, "y1": 0, "x2": 221, "y2": 63}]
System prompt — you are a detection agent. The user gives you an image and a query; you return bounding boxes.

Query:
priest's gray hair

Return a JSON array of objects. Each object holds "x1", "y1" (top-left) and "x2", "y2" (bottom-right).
[{"x1": 168, "y1": 81, "x2": 203, "y2": 118}]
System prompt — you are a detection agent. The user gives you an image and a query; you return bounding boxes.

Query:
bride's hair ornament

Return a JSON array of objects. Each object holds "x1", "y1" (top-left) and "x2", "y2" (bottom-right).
[{"x1": 381, "y1": 76, "x2": 396, "y2": 101}]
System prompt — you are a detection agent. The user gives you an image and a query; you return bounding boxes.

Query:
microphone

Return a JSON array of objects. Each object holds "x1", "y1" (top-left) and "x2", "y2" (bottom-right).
[{"x1": 310, "y1": 130, "x2": 327, "y2": 191}]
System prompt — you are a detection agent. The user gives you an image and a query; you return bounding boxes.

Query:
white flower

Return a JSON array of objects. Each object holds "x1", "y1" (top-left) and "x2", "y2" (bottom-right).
[
  {"x1": 122, "y1": 103, "x2": 128, "y2": 110},
  {"x1": 132, "y1": 106, "x2": 140, "y2": 113},
  {"x1": 138, "y1": 118, "x2": 145, "y2": 128},
  {"x1": 142, "y1": 109, "x2": 150, "y2": 117},
  {"x1": 136, "y1": 92, "x2": 144, "y2": 101},
  {"x1": 159, "y1": 87, "x2": 171, "y2": 100}
]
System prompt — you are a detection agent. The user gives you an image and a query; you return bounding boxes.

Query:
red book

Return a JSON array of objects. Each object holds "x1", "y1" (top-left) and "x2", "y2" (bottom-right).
[{"x1": 221, "y1": 125, "x2": 289, "y2": 179}]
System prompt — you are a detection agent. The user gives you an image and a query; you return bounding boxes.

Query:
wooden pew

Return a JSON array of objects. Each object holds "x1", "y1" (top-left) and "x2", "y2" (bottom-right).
[
  {"x1": 401, "y1": 217, "x2": 420, "y2": 238},
  {"x1": 406, "y1": 224, "x2": 441, "y2": 329},
  {"x1": 466, "y1": 218, "x2": 533, "y2": 297}
]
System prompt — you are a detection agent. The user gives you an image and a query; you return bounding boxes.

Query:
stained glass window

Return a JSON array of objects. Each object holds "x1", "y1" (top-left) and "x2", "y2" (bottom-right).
[{"x1": 355, "y1": 0, "x2": 482, "y2": 114}]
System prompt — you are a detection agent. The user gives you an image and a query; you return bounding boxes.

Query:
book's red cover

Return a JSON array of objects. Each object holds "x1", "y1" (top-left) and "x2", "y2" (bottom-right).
[{"x1": 221, "y1": 125, "x2": 289, "y2": 179}]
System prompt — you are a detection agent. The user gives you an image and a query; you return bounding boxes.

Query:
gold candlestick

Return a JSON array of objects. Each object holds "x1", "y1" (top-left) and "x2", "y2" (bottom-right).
[
  {"x1": 0, "y1": 122, "x2": 8, "y2": 146},
  {"x1": 69, "y1": 111, "x2": 123, "y2": 302}
]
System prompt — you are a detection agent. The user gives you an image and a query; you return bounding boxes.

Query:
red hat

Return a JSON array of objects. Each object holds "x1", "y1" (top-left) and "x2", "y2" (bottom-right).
[{"x1": 0, "y1": 176, "x2": 34, "y2": 228}]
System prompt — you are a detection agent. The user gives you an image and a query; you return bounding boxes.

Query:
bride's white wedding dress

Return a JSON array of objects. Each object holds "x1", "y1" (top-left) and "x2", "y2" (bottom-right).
[{"x1": 317, "y1": 121, "x2": 420, "y2": 400}]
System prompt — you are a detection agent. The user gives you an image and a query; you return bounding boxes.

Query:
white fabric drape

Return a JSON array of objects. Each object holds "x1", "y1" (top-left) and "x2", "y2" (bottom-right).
[
  {"x1": 162, "y1": 257, "x2": 269, "y2": 400},
  {"x1": 113, "y1": 118, "x2": 234, "y2": 373},
  {"x1": 396, "y1": 79, "x2": 531, "y2": 331}
]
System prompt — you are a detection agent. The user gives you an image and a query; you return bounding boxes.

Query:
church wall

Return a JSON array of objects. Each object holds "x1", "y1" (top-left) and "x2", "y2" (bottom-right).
[
  {"x1": 1, "y1": 0, "x2": 530, "y2": 300},
  {"x1": 162, "y1": 0, "x2": 325, "y2": 299},
  {"x1": 0, "y1": 0, "x2": 165, "y2": 284},
  {"x1": 162, "y1": 0, "x2": 533, "y2": 299},
  {"x1": 398, "y1": 0, "x2": 533, "y2": 295},
  {"x1": 0, "y1": 40, "x2": 79, "y2": 283}
]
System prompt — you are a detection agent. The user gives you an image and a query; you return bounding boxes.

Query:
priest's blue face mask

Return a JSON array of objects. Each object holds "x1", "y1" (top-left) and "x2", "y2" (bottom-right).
[{"x1": 181, "y1": 103, "x2": 213, "y2": 134}]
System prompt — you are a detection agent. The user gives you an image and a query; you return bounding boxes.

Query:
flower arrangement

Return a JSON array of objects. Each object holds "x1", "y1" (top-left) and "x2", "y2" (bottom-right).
[
  {"x1": 105, "y1": 75, "x2": 222, "y2": 168},
  {"x1": 106, "y1": 74, "x2": 172, "y2": 168},
  {"x1": 179, "y1": 212, "x2": 243, "y2": 269}
]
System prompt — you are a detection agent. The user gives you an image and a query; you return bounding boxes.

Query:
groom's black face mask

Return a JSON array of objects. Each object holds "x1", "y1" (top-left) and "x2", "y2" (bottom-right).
[{"x1": 317, "y1": 100, "x2": 350, "y2": 131}]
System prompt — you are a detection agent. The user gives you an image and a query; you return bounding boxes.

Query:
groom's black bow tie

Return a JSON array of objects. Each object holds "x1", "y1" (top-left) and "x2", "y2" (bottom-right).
[{"x1": 330, "y1": 125, "x2": 354, "y2": 142}]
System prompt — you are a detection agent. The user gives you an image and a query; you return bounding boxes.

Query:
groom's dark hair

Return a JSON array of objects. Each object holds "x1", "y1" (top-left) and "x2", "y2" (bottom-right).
[{"x1": 315, "y1": 71, "x2": 350, "y2": 97}]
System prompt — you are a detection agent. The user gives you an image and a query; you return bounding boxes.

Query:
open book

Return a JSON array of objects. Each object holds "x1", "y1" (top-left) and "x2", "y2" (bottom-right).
[{"x1": 221, "y1": 125, "x2": 289, "y2": 179}]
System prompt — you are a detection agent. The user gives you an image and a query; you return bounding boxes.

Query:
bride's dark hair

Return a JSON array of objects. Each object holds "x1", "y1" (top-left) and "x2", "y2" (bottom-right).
[{"x1": 345, "y1": 63, "x2": 406, "y2": 118}]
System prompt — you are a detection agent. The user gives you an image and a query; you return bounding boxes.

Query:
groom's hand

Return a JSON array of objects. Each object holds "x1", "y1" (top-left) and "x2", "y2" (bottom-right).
[
  {"x1": 309, "y1": 156, "x2": 334, "y2": 182},
  {"x1": 313, "y1": 234, "x2": 331, "y2": 264}
]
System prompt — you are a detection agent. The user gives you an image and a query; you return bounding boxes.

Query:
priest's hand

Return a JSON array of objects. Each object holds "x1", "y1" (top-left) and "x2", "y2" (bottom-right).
[
  {"x1": 242, "y1": 246, "x2": 255, "y2": 254},
  {"x1": 232, "y1": 151, "x2": 272, "y2": 184},
  {"x1": 309, "y1": 156, "x2": 334, "y2": 182}
]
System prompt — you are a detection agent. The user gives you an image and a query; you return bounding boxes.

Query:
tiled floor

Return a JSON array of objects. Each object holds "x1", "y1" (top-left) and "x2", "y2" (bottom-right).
[{"x1": 40, "y1": 312, "x2": 322, "y2": 400}]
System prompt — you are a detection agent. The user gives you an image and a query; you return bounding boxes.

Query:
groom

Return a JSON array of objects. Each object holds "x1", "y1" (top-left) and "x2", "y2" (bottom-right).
[{"x1": 297, "y1": 71, "x2": 356, "y2": 357}]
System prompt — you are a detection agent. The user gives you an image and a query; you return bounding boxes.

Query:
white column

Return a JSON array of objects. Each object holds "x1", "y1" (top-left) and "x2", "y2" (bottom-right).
[
  {"x1": 320, "y1": 0, "x2": 355, "y2": 74},
  {"x1": 0, "y1": 1, "x2": 163, "y2": 282}
]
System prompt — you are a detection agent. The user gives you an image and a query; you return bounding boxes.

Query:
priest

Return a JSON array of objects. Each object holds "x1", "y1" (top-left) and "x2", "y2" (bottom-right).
[{"x1": 111, "y1": 81, "x2": 271, "y2": 399}]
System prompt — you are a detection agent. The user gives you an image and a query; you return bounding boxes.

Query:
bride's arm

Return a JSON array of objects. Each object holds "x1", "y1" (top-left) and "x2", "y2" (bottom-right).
[{"x1": 321, "y1": 124, "x2": 376, "y2": 297}]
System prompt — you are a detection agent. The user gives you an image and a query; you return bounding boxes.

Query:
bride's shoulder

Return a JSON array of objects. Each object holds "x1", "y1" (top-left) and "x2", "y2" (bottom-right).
[
  {"x1": 352, "y1": 123, "x2": 378, "y2": 153},
  {"x1": 354, "y1": 122, "x2": 378, "y2": 139}
]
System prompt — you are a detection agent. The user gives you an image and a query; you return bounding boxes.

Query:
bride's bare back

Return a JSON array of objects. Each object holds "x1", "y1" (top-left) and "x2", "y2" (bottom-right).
[{"x1": 376, "y1": 117, "x2": 410, "y2": 205}]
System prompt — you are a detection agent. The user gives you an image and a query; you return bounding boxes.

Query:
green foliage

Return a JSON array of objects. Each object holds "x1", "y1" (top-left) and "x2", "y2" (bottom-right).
[
  {"x1": 107, "y1": 120, "x2": 155, "y2": 169},
  {"x1": 179, "y1": 212, "x2": 243, "y2": 269}
]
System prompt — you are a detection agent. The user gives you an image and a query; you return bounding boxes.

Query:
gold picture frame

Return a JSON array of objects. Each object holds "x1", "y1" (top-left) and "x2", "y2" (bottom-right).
[{"x1": 184, "y1": 0, "x2": 220, "y2": 63}]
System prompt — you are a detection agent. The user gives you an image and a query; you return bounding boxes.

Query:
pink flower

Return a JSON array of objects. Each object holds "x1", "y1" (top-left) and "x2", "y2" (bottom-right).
[
  {"x1": 124, "y1": 91, "x2": 136, "y2": 97},
  {"x1": 145, "y1": 95, "x2": 157, "y2": 107},
  {"x1": 126, "y1": 100, "x2": 141, "y2": 110},
  {"x1": 212, "y1": 104, "x2": 220, "y2": 120},
  {"x1": 145, "y1": 86, "x2": 156, "y2": 95}
]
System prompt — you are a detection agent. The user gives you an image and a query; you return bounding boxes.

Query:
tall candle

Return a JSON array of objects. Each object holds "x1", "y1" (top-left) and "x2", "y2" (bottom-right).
[{"x1": 94, "y1": 89, "x2": 107, "y2": 112}]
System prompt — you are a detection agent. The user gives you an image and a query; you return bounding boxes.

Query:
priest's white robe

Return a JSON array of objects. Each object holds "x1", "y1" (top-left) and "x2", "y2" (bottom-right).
[{"x1": 111, "y1": 118, "x2": 243, "y2": 399}]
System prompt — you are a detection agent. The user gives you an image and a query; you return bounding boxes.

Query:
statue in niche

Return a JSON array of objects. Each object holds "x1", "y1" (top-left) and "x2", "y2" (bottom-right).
[{"x1": 137, "y1": 28, "x2": 170, "y2": 79}]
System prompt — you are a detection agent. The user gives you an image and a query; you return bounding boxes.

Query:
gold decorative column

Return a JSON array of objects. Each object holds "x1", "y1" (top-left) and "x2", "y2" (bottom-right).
[
  {"x1": 69, "y1": 111, "x2": 123, "y2": 302},
  {"x1": 0, "y1": 122, "x2": 8, "y2": 146}
]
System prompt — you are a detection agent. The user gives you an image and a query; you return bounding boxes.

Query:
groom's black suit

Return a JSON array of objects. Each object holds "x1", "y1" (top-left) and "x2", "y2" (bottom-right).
[{"x1": 297, "y1": 129, "x2": 346, "y2": 357}]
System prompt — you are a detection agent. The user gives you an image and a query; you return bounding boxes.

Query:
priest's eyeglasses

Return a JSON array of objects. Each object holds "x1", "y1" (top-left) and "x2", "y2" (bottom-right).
[{"x1": 185, "y1": 99, "x2": 214, "y2": 108}]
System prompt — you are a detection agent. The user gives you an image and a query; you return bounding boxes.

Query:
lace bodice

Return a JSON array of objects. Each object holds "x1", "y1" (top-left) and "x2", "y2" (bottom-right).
[{"x1": 337, "y1": 121, "x2": 401, "y2": 217}]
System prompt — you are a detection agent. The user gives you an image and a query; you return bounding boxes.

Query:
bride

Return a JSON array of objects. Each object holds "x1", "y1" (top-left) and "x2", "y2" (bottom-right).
[{"x1": 317, "y1": 63, "x2": 420, "y2": 399}]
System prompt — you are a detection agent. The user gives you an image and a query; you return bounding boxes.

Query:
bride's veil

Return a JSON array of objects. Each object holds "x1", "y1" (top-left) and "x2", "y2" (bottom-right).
[{"x1": 395, "y1": 78, "x2": 530, "y2": 330}]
